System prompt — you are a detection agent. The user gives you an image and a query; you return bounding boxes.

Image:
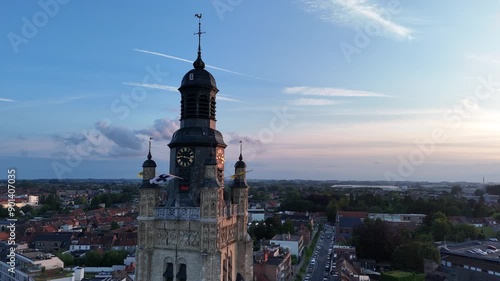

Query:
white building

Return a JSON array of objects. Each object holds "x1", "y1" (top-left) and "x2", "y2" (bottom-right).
[{"x1": 270, "y1": 233, "x2": 304, "y2": 257}]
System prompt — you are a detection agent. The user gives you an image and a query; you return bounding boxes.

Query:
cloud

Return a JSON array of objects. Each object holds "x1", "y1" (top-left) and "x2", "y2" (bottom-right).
[
  {"x1": 52, "y1": 133, "x2": 88, "y2": 146},
  {"x1": 135, "y1": 118, "x2": 180, "y2": 141},
  {"x1": 123, "y1": 82, "x2": 178, "y2": 92},
  {"x1": 217, "y1": 95, "x2": 244, "y2": 103},
  {"x1": 466, "y1": 53, "x2": 500, "y2": 65},
  {"x1": 227, "y1": 133, "x2": 263, "y2": 147},
  {"x1": 289, "y1": 98, "x2": 339, "y2": 106},
  {"x1": 95, "y1": 121, "x2": 143, "y2": 150},
  {"x1": 283, "y1": 86, "x2": 389, "y2": 97},
  {"x1": 0, "y1": 98, "x2": 14, "y2": 102},
  {"x1": 298, "y1": 0, "x2": 413, "y2": 39},
  {"x1": 134, "y1": 49, "x2": 265, "y2": 80}
]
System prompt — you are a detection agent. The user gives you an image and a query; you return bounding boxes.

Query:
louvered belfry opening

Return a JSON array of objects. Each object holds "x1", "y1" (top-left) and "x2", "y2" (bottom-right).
[{"x1": 180, "y1": 91, "x2": 216, "y2": 121}]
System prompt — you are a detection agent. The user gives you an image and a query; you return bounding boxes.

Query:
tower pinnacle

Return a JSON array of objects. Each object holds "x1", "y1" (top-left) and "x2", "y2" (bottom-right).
[
  {"x1": 147, "y1": 136, "x2": 153, "y2": 160},
  {"x1": 239, "y1": 140, "x2": 243, "y2": 161},
  {"x1": 193, "y1": 13, "x2": 206, "y2": 69}
]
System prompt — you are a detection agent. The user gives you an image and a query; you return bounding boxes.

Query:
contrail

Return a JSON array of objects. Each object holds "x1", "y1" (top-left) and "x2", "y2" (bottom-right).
[
  {"x1": 134, "y1": 49, "x2": 265, "y2": 80},
  {"x1": 0, "y1": 98, "x2": 14, "y2": 102},
  {"x1": 122, "y1": 82, "x2": 244, "y2": 103}
]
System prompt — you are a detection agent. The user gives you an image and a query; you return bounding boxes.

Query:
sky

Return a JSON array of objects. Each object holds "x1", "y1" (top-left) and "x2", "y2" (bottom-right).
[{"x1": 2, "y1": 0, "x2": 500, "y2": 182}]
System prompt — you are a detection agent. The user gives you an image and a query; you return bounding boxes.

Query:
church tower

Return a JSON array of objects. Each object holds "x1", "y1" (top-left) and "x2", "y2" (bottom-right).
[
  {"x1": 135, "y1": 15, "x2": 253, "y2": 281},
  {"x1": 136, "y1": 139, "x2": 160, "y2": 281}
]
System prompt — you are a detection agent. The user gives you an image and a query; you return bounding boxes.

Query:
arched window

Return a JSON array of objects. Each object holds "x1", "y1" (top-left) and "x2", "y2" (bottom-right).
[
  {"x1": 163, "y1": 263, "x2": 173, "y2": 281},
  {"x1": 176, "y1": 263, "x2": 186, "y2": 281}
]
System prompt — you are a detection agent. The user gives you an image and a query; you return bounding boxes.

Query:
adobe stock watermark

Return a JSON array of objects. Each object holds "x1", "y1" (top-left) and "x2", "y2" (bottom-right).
[
  {"x1": 51, "y1": 65, "x2": 169, "y2": 179},
  {"x1": 384, "y1": 75, "x2": 500, "y2": 182},
  {"x1": 241, "y1": 106, "x2": 296, "y2": 162},
  {"x1": 340, "y1": 0, "x2": 405, "y2": 63},
  {"x1": 7, "y1": 0, "x2": 71, "y2": 54},
  {"x1": 212, "y1": 0, "x2": 245, "y2": 21}
]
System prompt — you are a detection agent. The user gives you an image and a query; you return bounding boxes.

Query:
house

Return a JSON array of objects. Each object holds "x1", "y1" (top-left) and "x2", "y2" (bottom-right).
[
  {"x1": 254, "y1": 250, "x2": 292, "y2": 281},
  {"x1": 269, "y1": 233, "x2": 304, "y2": 257},
  {"x1": 336, "y1": 211, "x2": 368, "y2": 243},
  {"x1": 28, "y1": 232, "x2": 73, "y2": 253}
]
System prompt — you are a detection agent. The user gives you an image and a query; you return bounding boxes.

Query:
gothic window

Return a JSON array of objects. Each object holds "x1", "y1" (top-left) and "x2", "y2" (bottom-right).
[
  {"x1": 176, "y1": 263, "x2": 187, "y2": 281},
  {"x1": 189, "y1": 73, "x2": 194, "y2": 80},
  {"x1": 163, "y1": 263, "x2": 173, "y2": 281}
]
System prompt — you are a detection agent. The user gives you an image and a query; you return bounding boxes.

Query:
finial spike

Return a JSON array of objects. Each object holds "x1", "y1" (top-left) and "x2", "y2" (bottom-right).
[
  {"x1": 147, "y1": 137, "x2": 153, "y2": 160},
  {"x1": 239, "y1": 140, "x2": 243, "y2": 161},
  {"x1": 194, "y1": 14, "x2": 204, "y2": 54},
  {"x1": 193, "y1": 13, "x2": 206, "y2": 69}
]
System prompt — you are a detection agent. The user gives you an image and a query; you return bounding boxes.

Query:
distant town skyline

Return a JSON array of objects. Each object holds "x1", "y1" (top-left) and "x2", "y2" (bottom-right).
[{"x1": 2, "y1": 1, "x2": 500, "y2": 182}]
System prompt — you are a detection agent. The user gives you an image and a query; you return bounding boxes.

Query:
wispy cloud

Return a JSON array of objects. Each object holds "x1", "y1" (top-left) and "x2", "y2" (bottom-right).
[
  {"x1": 0, "y1": 98, "x2": 14, "y2": 102},
  {"x1": 122, "y1": 82, "x2": 243, "y2": 102},
  {"x1": 289, "y1": 98, "x2": 339, "y2": 106},
  {"x1": 123, "y1": 82, "x2": 178, "y2": 92},
  {"x1": 134, "y1": 49, "x2": 265, "y2": 80},
  {"x1": 466, "y1": 53, "x2": 500, "y2": 65},
  {"x1": 299, "y1": 0, "x2": 413, "y2": 39},
  {"x1": 283, "y1": 86, "x2": 389, "y2": 97},
  {"x1": 218, "y1": 95, "x2": 244, "y2": 103}
]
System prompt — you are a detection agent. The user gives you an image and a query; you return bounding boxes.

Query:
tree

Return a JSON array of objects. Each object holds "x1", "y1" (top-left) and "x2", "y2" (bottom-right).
[
  {"x1": 430, "y1": 212, "x2": 451, "y2": 241},
  {"x1": 474, "y1": 189, "x2": 485, "y2": 196},
  {"x1": 473, "y1": 199, "x2": 491, "y2": 218},
  {"x1": 102, "y1": 250, "x2": 128, "y2": 267},
  {"x1": 111, "y1": 221, "x2": 120, "y2": 230},
  {"x1": 393, "y1": 241, "x2": 440, "y2": 272},
  {"x1": 58, "y1": 253, "x2": 75, "y2": 266},
  {"x1": 282, "y1": 218, "x2": 295, "y2": 234},
  {"x1": 326, "y1": 199, "x2": 338, "y2": 222},
  {"x1": 451, "y1": 185, "x2": 463, "y2": 195},
  {"x1": 81, "y1": 250, "x2": 103, "y2": 267}
]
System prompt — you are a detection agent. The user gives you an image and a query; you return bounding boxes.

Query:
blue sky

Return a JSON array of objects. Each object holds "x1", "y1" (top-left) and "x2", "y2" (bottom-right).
[{"x1": 2, "y1": 0, "x2": 500, "y2": 182}]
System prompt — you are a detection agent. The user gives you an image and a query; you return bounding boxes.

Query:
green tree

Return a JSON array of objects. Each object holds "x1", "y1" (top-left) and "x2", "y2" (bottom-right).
[
  {"x1": 102, "y1": 250, "x2": 128, "y2": 267},
  {"x1": 430, "y1": 212, "x2": 451, "y2": 241},
  {"x1": 393, "y1": 241, "x2": 440, "y2": 272},
  {"x1": 474, "y1": 189, "x2": 485, "y2": 196},
  {"x1": 58, "y1": 253, "x2": 75, "y2": 266},
  {"x1": 282, "y1": 218, "x2": 295, "y2": 234},
  {"x1": 326, "y1": 199, "x2": 338, "y2": 222},
  {"x1": 82, "y1": 250, "x2": 103, "y2": 267},
  {"x1": 451, "y1": 185, "x2": 463, "y2": 195},
  {"x1": 111, "y1": 221, "x2": 120, "y2": 230}
]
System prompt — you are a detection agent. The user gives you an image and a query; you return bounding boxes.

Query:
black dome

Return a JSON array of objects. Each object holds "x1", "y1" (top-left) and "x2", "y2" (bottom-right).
[
  {"x1": 180, "y1": 53, "x2": 217, "y2": 89},
  {"x1": 180, "y1": 68, "x2": 217, "y2": 89},
  {"x1": 142, "y1": 159, "x2": 157, "y2": 168}
]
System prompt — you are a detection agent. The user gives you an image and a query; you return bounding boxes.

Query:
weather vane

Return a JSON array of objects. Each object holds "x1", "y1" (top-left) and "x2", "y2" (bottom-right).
[
  {"x1": 148, "y1": 137, "x2": 153, "y2": 158},
  {"x1": 194, "y1": 13, "x2": 205, "y2": 54}
]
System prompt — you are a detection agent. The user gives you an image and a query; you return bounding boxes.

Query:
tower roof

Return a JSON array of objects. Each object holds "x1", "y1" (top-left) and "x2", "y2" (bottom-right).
[
  {"x1": 142, "y1": 137, "x2": 157, "y2": 167},
  {"x1": 234, "y1": 141, "x2": 246, "y2": 168},
  {"x1": 180, "y1": 13, "x2": 217, "y2": 90}
]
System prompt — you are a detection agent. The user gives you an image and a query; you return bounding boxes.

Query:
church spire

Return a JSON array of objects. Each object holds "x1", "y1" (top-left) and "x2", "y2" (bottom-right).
[
  {"x1": 141, "y1": 137, "x2": 157, "y2": 188},
  {"x1": 193, "y1": 13, "x2": 206, "y2": 69},
  {"x1": 147, "y1": 136, "x2": 152, "y2": 160}
]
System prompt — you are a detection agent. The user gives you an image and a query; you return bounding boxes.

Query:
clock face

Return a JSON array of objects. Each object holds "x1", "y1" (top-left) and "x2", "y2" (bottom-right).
[
  {"x1": 216, "y1": 148, "x2": 224, "y2": 169},
  {"x1": 176, "y1": 147, "x2": 194, "y2": 167}
]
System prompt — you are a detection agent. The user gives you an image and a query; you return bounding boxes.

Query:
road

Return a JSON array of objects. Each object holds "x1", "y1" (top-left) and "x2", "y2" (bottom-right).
[{"x1": 309, "y1": 226, "x2": 335, "y2": 281}]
